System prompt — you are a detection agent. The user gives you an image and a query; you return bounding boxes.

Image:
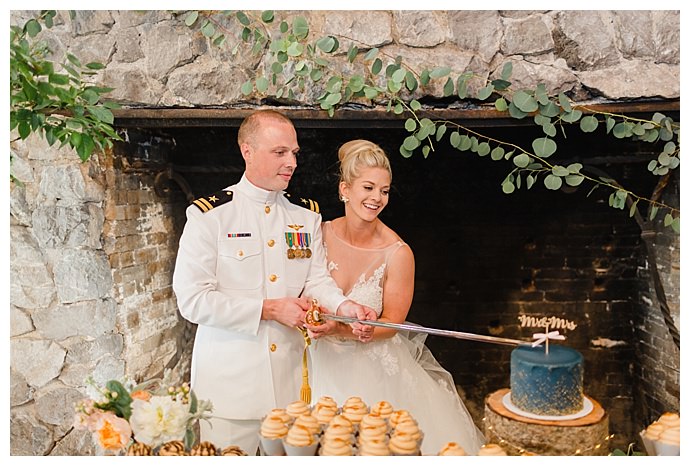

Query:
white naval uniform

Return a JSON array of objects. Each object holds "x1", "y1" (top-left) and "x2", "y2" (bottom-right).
[{"x1": 172, "y1": 175, "x2": 347, "y2": 443}]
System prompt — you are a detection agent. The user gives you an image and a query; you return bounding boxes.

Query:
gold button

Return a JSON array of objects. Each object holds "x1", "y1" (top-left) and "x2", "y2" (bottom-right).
[
  {"x1": 265, "y1": 205, "x2": 271, "y2": 214},
  {"x1": 237, "y1": 250, "x2": 244, "y2": 257},
  {"x1": 270, "y1": 343, "x2": 277, "y2": 352},
  {"x1": 269, "y1": 274, "x2": 277, "y2": 282},
  {"x1": 267, "y1": 239, "x2": 275, "y2": 247}
]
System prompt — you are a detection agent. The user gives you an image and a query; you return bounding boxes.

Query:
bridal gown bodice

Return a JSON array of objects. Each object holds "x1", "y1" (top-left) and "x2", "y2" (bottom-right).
[{"x1": 309, "y1": 221, "x2": 485, "y2": 455}]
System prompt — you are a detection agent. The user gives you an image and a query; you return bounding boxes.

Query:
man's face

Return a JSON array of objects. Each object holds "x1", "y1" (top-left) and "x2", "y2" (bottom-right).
[{"x1": 242, "y1": 120, "x2": 300, "y2": 192}]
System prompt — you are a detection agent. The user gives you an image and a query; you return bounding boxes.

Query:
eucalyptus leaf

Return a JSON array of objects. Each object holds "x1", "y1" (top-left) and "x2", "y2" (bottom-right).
[
  {"x1": 420, "y1": 69, "x2": 430, "y2": 86},
  {"x1": 544, "y1": 174, "x2": 563, "y2": 190},
  {"x1": 280, "y1": 21, "x2": 289, "y2": 33},
  {"x1": 565, "y1": 174, "x2": 584, "y2": 186},
  {"x1": 201, "y1": 21, "x2": 215, "y2": 37},
  {"x1": 410, "y1": 100, "x2": 421, "y2": 111},
  {"x1": 491, "y1": 147, "x2": 505, "y2": 161},
  {"x1": 513, "y1": 90, "x2": 538, "y2": 113},
  {"x1": 477, "y1": 142, "x2": 491, "y2": 156},
  {"x1": 558, "y1": 93, "x2": 572, "y2": 112},
  {"x1": 436, "y1": 124, "x2": 447, "y2": 142},
  {"x1": 501, "y1": 61, "x2": 512, "y2": 80},
  {"x1": 443, "y1": 78, "x2": 454, "y2": 96},
  {"x1": 261, "y1": 10, "x2": 274, "y2": 22},
  {"x1": 539, "y1": 101, "x2": 560, "y2": 118},
  {"x1": 457, "y1": 76, "x2": 468, "y2": 99},
  {"x1": 287, "y1": 42, "x2": 303, "y2": 57},
  {"x1": 236, "y1": 11, "x2": 250, "y2": 26},
  {"x1": 399, "y1": 145, "x2": 413, "y2": 158},
  {"x1": 502, "y1": 180, "x2": 516, "y2": 194},
  {"x1": 184, "y1": 11, "x2": 199, "y2": 26},
  {"x1": 535, "y1": 83, "x2": 549, "y2": 106},
  {"x1": 526, "y1": 174, "x2": 536, "y2": 189},
  {"x1": 292, "y1": 16, "x2": 309, "y2": 39},
  {"x1": 405, "y1": 72, "x2": 418, "y2": 92},
  {"x1": 477, "y1": 84, "x2": 494, "y2": 101},
  {"x1": 542, "y1": 123, "x2": 556, "y2": 137},
  {"x1": 429, "y1": 66, "x2": 451, "y2": 79},
  {"x1": 405, "y1": 118, "x2": 417, "y2": 132},
  {"x1": 491, "y1": 79, "x2": 511, "y2": 91},
  {"x1": 392, "y1": 68, "x2": 406, "y2": 83},
  {"x1": 458, "y1": 135, "x2": 472, "y2": 151},
  {"x1": 394, "y1": 103, "x2": 404, "y2": 114},
  {"x1": 495, "y1": 98, "x2": 508, "y2": 112},
  {"x1": 580, "y1": 115, "x2": 599, "y2": 132},
  {"x1": 649, "y1": 205, "x2": 659, "y2": 221},
  {"x1": 647, "y1": 160, "x2": 658, "y2": 171},
  {"x1": 347, "y1": 45, "x2": 358, "y2": 63},
  {"x1": 403, "y1": 135, "x2": 421, "y2": 150},
  {"x1": 240, "y1": 80, "x2": 253, "y2": 95},
  {"x1": 422, "y1": 145, "x2": 431, "y2": 158},
  {"x1": 552, "y1": 165, "x2": 569, "y2": 177},
  {"x1": 561, "y1": 109, "x2": 582, "y2": 123},
  {"x1": 449, "y1": 131, "x2": 461, "y2": 148},
  {"x1": 371, "y1": 58, "x2": 382, "y2": 75},
  {"x1": 508, "y1": 101, "x2": 528, "y2": 119},
  {"x1": 513, "y1": 153, "x2": 530, "y2": 168},
  {"x1": 532, "y1": 137, "x2": 557, "y2": 158},
  {"x1": 566, "y1": 163, "x2": 583, "y2": 173},
  {"x1": 629, "y1": 200, "x2": 638, "y2": 217},
  {"x1": 364, "y1": 48, "x2": 379, "y2": 61},
  {"x1": 664, "y1": 213, "x2": 673, "y2": 227},
  {"x1": 671, "y1": 217, "x2": 680, "y2": 233}
]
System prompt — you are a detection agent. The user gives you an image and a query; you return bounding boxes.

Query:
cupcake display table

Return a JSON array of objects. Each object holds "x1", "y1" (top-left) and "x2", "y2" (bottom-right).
[{"x1": 483, "y1": 388, "x2": 609, "y2": 456}]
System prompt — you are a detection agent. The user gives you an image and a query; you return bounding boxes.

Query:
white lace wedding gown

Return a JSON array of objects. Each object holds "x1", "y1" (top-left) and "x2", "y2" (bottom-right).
[{"x1": 309, "y1": 221, "x2": 485, "y2": 455}]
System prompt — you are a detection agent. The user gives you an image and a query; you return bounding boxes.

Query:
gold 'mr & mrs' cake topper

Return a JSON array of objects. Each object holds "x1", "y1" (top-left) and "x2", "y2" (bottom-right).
[{"x1": 517, "y1": 315, "x2": 578, "y2": 355}]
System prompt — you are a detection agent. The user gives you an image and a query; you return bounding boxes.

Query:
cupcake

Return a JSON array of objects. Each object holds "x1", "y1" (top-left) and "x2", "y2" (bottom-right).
[
  {"x1": 358, "y1": 437, "x2": 390, "y2": 456},
  {"x1": 268, "y1": 408, "x2": 292, "y2": 425},
  {"x1": 389, "y1": 432, "x2": 420, "y2": 456},
  {"x1": 312, "y1": 404, "x2": 338, "y2": 426},
  {"x1": 283, "y1": 423, "x2": 318, "y2": 456},
  {"x1": 438, "y1": 441, "x2": 467, "y2": 456},
  {"x1": 221, "y1": 445, "x2": 248, "y2": 456},
  {"x1": 294, "y1": 413, "x2": 321, "y2": 436},
  {"x1": 478, "y1": 443, "x2": 508, "y2": 456},
  {"x1": 329, "y1": 414, "x2": 354, "y2": 431},
  {"x1": 656, "y1": 427, "x2": 680, "y2": 455},
  {"x1": 658, "y1": 412, "x2": 680, "y2": 429},
  {"x1": 394, "y1": 418, "x2": 423, "y2": 444},
  {"x1": 286, "y1": 400, "x2": 311, "y2": 419},
  {"x1": 259, "y1": 415, "x2": 289, "y2": 456},
  {"x1": 323, "y1": 426, "x2": 354, "y2": 444},
  {"x1": 342, "y1": 397, "x2": 369, "y2": 426},
  {"x1": 319, "y1": 437, "x2": 355, "y2": 456},
  {"x1": 370, "y1": 400, "x2": 394, "y2": 419},
  {"x1": 359, "y1": 413, "x2": 388, "y2": 438},
  {"x1": 389, "y1": 409, "x2": 414, "y2": 429},
  {"x1": 314, "y1": 395, "x2": 338, "y2": 411},
  {"x1": 158, "y1": 440, "x2": 187, "y2": 456},
  {"x1": 190, "y1": 441, "x2": 218, "y2": 456}
]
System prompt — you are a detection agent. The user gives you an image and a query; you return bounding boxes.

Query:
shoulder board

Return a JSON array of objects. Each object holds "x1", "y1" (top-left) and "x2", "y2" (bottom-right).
[
  {"x1": 284, "y1": 192, "x2": 320, "y2": 213},
  {"x1": 191, "y1": 190, "x2": 234, "y2": 213}
]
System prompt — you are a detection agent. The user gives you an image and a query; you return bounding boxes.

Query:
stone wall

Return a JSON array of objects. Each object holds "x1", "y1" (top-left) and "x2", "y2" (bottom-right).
[{"x1": 9, "y1": 10, "x2": 679, "y2": 455}]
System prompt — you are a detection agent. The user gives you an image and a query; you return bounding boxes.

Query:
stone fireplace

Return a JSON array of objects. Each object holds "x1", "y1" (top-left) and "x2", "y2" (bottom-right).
[{"x1": 9, "y1": 10, "x2": 679, "y2": 455}]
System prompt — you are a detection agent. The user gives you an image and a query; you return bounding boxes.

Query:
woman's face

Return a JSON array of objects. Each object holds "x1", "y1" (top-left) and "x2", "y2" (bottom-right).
[{"x1": 342, "y1": 167, "x2": 391, "y2": 221}]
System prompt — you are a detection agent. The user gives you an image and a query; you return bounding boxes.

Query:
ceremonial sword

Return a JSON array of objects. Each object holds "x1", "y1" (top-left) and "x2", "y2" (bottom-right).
[{"x1": 308, "y1": 310, "x2": 530, "y2": 347}]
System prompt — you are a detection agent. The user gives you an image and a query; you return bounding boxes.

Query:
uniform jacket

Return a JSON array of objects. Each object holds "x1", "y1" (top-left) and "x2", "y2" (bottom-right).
[{"x1": 172, "y1": 174, "x2": 347, "y2": 419}]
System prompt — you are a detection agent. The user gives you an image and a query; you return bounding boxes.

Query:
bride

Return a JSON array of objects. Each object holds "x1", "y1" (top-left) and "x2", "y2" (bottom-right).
[{"x1": 306, "y1": 139, "x2": 484, "y2": 455}]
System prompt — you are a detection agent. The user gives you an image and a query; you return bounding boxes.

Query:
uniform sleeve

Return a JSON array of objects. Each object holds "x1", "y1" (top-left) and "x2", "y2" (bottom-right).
[
  {"x1": 172, "y1": 206, "x2": 262, "y2": 335},
  {"x1": 302, "y1": 215, "x2": 348, "y2": 314}
]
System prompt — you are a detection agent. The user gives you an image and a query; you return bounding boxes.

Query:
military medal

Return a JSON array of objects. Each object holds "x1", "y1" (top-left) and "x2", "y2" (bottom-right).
[
  {"x1": 287, "y1": 249, "x2": 295, "y2": 259},
  {"x1": 306, "y1": 249, "x2": 312, "y2": 258}
]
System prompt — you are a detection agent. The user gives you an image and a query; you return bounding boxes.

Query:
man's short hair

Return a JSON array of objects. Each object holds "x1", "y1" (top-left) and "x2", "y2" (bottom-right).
[{"x1": 237, "y1": 110, "x2": 294, "y2": 147}]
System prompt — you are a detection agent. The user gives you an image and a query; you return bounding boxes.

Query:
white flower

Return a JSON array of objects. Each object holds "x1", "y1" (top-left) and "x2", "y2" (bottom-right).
[{"x1": 129, "y1": 395, "x2": 190, "y2": 447}]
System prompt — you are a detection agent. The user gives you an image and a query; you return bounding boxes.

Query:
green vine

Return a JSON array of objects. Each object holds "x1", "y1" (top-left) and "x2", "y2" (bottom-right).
[
  {"x1": 9, "y1": 10, "x2": 122, "y2": 164},
  {"x1": 181, "y1": 10, "x2": 679, "y2": 233}
]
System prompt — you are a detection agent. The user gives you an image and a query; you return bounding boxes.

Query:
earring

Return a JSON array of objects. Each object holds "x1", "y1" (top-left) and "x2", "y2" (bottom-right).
[{"x1": 340, "y1": 196, "x2": 349, "y2": 203}]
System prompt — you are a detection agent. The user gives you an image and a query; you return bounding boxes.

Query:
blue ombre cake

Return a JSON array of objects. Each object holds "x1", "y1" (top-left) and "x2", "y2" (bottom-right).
[{"x1": 510, "y1": 344, "x2": 584, "y2": 416}]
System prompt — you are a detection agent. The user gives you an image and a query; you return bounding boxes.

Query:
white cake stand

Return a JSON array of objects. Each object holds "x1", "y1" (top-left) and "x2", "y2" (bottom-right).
[{"x1": 502, "y1": 391, "x2": 594, "y2": 421}]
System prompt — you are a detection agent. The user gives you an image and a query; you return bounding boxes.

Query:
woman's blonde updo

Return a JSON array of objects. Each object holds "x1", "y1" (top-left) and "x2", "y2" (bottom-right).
[{"x1": 337, "y1": 139, "x2": 392, "y2": 185}]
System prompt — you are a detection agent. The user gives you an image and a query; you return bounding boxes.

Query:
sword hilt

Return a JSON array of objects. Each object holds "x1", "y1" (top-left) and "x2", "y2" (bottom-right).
[{"x1": 305, "y1": 298, "x2": 323, "y2": 326}]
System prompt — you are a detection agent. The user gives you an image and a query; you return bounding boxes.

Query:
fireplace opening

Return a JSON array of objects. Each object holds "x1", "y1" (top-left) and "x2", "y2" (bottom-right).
[{"x1": 110, "y1": 113, "x2": 677, "y2": 449}]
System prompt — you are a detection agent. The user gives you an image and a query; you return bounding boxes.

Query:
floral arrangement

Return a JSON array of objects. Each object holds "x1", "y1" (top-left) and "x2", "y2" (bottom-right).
[{"x1": 73, "y1": 370, "x2": 213, "y2": 454}]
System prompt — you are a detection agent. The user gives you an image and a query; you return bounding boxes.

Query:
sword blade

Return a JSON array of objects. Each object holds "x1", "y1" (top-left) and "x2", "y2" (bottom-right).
[{"x1": 320, "y1": 314, "x2": 528, "y2": 347}]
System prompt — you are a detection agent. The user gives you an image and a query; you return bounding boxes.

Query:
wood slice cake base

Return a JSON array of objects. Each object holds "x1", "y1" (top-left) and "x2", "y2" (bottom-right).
[{"x1": 483, "y1": 388, "x2": 609, "y2": 456}]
